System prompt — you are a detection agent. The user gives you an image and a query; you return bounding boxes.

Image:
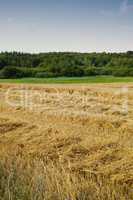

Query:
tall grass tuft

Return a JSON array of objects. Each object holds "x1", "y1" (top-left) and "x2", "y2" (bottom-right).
[{"x1": 0, "y1": 153, "x2": 132, "y2": 200}]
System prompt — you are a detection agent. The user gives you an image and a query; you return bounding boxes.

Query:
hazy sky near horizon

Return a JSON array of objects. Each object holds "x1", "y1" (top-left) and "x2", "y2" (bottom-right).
[{"x1": 0, "y1": 0, "x2": 133, "y2": 53}]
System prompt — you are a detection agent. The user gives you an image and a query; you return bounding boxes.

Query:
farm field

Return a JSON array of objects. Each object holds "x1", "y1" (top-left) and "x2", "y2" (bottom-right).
[
  {"x1": 0, "y1": 83, "x2": 133, "y2": 199},
  {"x1": 0, "y1": 76, "x2": 133, "y2": 84}
]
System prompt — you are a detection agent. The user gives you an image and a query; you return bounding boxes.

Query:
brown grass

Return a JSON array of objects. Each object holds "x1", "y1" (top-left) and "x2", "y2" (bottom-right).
[{"x1": 0, "y1": 83, "x2": 133, "y2": 199}]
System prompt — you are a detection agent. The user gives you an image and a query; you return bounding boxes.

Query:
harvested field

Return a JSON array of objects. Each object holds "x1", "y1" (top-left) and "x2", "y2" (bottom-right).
[{"x1": 0, "y1": 83, "x2": 133, "y2": 199}]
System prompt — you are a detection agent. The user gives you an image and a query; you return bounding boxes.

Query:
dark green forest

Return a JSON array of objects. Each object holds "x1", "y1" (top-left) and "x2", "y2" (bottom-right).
[{"x1": 0, "y1": 51, "x2": 133, "y2": 78}]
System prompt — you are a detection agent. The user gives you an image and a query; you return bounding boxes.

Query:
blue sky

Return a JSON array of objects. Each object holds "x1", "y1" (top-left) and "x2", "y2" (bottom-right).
[{"x1": 0, "y1": 0, "x2": 133, "y2": 52}]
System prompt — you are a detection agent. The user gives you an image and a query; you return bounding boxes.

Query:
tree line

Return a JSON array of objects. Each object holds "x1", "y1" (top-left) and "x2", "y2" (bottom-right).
[{"x1": 0, "y1": 51, "x2": 133, "y2": 78}]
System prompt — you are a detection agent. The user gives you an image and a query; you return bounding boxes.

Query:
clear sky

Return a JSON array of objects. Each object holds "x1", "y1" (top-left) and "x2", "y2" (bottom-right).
[{"x1": 0, "y1": 0, "x2": 133, "y2": 53}]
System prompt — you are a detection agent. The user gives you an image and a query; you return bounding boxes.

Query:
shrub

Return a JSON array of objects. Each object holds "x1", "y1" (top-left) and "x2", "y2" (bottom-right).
[
  {"x1": 0, "y1": 67, "x2": 38, "y2": 79},
  {"x1": 112, "y1": 67, "x2": 130, "y2": 77},
  {"x1": 84, "y1": 67, "x2": 99, "y2": 76},
  {"x1": 35, "y1": 72, "x2": 57, "y2": 78},
  {"x1": 0, "y1": 67, "x2": 24, "y2": 79}
]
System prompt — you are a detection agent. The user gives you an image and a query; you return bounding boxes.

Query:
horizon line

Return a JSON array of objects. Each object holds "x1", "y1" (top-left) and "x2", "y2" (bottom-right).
[{"x1": 0, "y1": 50, "x2": 132, "y2": 54}]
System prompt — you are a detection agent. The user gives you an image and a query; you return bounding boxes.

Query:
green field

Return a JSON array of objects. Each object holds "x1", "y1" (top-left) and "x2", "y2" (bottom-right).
[{"x1": 0, "y1": 76, "x2": 133, "y2": 84}]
